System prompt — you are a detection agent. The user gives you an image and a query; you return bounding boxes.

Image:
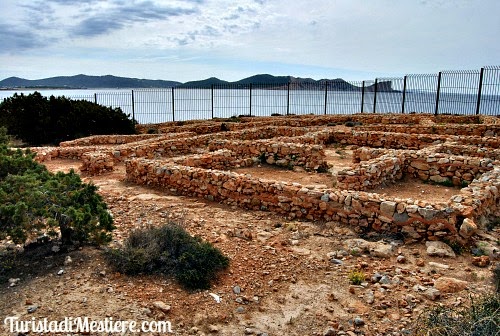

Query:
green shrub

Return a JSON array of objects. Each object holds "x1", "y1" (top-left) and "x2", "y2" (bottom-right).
[
  {"x1": 0, "y1": 92, "x2": 136, "y2": 145},
  {"x1": 412, "y1": 293, "x2": 499, "y2": 335},
  {"x1": 0, "y1": 131, "x2": 114, "y2": 245},
  {"x1": 105, "y1": 224, "x2": 229, "y2": 290}
]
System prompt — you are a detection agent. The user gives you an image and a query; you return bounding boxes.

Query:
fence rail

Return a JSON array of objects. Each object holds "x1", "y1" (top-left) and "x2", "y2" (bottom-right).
[{"x1": 11, "y1": 66, "x2": 500, "y2": 124}]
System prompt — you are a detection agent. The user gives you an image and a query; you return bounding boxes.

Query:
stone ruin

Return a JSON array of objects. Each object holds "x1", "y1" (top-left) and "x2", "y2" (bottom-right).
[{"x1": 30, "y1": 114, "x2": 500, "y2": 244}]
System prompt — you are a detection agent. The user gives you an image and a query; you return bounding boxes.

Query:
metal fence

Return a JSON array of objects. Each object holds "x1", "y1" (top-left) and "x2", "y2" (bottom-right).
[{"x1": 67, "y1": 66, "x2": 500, "y2": 124}]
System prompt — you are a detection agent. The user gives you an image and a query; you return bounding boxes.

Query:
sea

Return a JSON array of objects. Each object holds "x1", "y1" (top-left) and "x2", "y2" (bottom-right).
[{"x1": 1, "y1": 88, "x2": 498, "y2": 124}]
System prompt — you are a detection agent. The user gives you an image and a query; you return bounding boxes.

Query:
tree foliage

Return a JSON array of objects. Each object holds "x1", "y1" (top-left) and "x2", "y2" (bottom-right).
[
  {"x1": 0, "y1": 127, "x2": 114, "y2": 245},
  {"x1": 0, "y1": 92, "x2": 136, "y2": 145}
]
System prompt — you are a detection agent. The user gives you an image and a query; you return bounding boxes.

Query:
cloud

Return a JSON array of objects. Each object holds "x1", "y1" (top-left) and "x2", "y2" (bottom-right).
[
  {"x1": 0, "y1": 24, "x2": 45, "y2": 52},
  {"x1": 71, "y1": 1, "x2": 199, "y2": 37},
  {"x1": 73, "y1": 17, "x2": 124, "y2": 37}
]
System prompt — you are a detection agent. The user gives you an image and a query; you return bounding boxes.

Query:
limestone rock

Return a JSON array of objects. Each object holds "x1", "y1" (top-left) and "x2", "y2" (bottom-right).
[
  {"x1": 426, "y1": 241, "x2": 456, "y2": 258},
  {"x1": 422, "y1": 288, "x2": 441, "y2": 301},
  {"x1": 153, "y1": 301, "x2": 171, "y2": 313},
  {"x1": 433, "y1": 277, "x2": 468, "y2": 293},
  {"x1": 370, "y1": 241, "x2": 395, "y2": 258},
  {"x1": 459, "y1": 218, "x2": 477, "y2": 238}
]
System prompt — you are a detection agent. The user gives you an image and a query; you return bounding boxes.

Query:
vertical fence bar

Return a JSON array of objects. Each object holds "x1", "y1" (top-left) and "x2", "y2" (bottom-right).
[
  {"x1": 249, "y1": 83, "x2": 252, "y2": 116},
  {"x1": 372, "y1": 79, "x2": 378, "y2": 113},
  {"x1": 401, "y1": 76, "x2": 407, "y2": 113},
  {"x1": 94, "y1": 93, "x2": 97, "y2": 104},
  {"x1": 476, "y1": 67, "x2": 485, "y2": 115},
  {"x1": 324, "y1": 81, "x2": 328, "y2": 115},
  {"x1": 171, "y1": 87, "x2": 175, "y2": 122},
  {"x1": 361, "y1": 81, "x2": 365, "y2": 113},
  {"x1": 435, "y1": 72, "x2": 442, "y2": 115},
  {"x1": 131, "y1": 90, "x2": 135, "y2": 122},
  {"x1": 211, "y1": 84, "x2": 214, "y2": 119},
  {"x1": 286, "y1": 82, "x2": 290, "y2": 116}
]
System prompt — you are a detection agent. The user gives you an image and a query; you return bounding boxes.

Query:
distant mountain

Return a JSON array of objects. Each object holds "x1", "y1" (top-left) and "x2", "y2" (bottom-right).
[
  {"x1": 0, "y1": 74, "x2": 181, "y2": 89},
  {"x1": 234, "y1": 74, "x2": 291, "y2": 85},
  {"x1": 0, "y1": 74, "x2": 397, "y2": 92},
  {"x1": 178, "y1": 77, "x2": 229, "y2": 88}
]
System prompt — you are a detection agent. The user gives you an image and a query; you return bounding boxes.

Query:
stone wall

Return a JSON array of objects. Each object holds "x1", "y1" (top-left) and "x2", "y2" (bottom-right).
[
  {"x1": 136, "y1": 113, "x2": 484, "y2": 135},
  {"x1": 125, "y1": 157, "x2": 497, "y2": 242},
  {"x1": 60, "y1": 134, "x2": 162, "y2": 147},
  {"x1": 337, "y1": 148, "x2": 495, "y2": 191},
  {"x1": 80, "y1": 152, "x2": 114, "y2": 175},
  {"x1": 355, "y1": 124, "x2": 500, "y2": 137},
  {"x1": 336, "y1": 151, "x2": 406, "y2": 190},
  {"x1": 406, "y1": 151, "x2": 494, "y2": 186},
  {"x1": 172, "y1": 149, "x2": 255, "y2": 170},
  {"x1": 208, "y1": 139, "x2": 328, "y2": 171}
]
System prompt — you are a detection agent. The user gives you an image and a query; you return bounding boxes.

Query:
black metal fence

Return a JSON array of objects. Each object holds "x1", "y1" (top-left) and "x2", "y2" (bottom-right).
[{"x1": 66, "y1": 66, "x2": 500, "y2": 124}]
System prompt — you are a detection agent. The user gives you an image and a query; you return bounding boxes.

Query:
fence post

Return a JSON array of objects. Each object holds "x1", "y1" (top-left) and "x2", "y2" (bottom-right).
[
  {"x1": 94, "y1": 93, "x2": 97, "y2": 104},
  {"x1": 361, "y1": 81, "x2": 365, "y2": 113},
  {"x1": 435, "y1": 72, "x2": 442, "y2": 115},
  {"x1": 131, "y1": 90, "x2": 135, "y2": 122},
  {"x1": 324, "y1": 81, "x2": 328, "y2": 115},
  {"x1": 373, "y1": 79, "x2": 378, "y2": 113},
  {"x1": 211, "y1": 84, "x2": 214, "y2": 119},
  {"x1": 475, "y1": 67, "x2": 485, "y2": 115},
  {"x1": 286, "y1": 82, "x2": 290, "y2": 116},
  {"x1": 401, "y1": 76, "x2": 407, "y2": 114},
  {"x1": 249, "y1": 83, "x2": 252, "y2": 116},
  {"x1": 172, "y1": 87, "x2": 175, "y2": 122}
]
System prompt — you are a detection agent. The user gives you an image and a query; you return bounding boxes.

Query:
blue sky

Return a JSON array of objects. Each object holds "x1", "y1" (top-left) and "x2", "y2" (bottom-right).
[{"x1": 1, "y1": 0, "x2": 499, "y2": 83}]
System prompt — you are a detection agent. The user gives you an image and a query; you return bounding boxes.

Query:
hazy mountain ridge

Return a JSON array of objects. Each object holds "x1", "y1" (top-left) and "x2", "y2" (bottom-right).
[
  {"x1": 0, "y1": 74, "x2": 396, "y2": 92},
  {"x1": 0, "y1": 74, "x2": 182, "y2": 89}
]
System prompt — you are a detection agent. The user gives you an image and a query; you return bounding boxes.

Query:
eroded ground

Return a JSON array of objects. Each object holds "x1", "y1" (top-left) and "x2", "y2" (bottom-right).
[{"x1": 1, "y1": 158, "x2": 497, "y2": 336}]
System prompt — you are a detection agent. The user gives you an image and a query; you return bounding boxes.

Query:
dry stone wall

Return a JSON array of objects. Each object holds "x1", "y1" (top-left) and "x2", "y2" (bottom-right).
[
  {"x1": 125, "y1": 157, "x2": 498, "y2": 242},
  {"x1": 208, "y1": 139, "x2": 328, "y2": 171},
  {"x1": 29, "y1": 113, "x2": 500, "y2": 243},
  {"x1": 355, "y1": 124, "x2": 500, "y2": 137}
]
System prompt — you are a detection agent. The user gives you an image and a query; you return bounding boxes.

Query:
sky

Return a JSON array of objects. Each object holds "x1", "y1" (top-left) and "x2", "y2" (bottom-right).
[{"x1": 1, "y1": 0, "x2": 499, "y2": 83}]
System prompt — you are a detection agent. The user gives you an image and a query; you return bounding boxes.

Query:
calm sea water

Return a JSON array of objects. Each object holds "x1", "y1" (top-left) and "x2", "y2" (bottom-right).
[{"x1": 1, "y1": 88, "x2": 498, "y2": 124}]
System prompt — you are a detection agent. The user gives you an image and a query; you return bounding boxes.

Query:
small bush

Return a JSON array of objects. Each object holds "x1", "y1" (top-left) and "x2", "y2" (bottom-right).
[
  {"x1": 412, "y1": 293, "x2": 499, "y2": 335},
  {"x1": 348, "y1": 270, "x2": 365, "y2": 285},
  {"x1": 105, "y1": 224, "x2": 229, "y2": 290}
]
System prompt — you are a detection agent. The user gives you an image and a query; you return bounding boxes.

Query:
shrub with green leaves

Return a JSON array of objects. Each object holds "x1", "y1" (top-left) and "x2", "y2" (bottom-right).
[
  {"x1": 105, "y1": 224, "x2": 229, "y2": 290},
  {"x1": 0, "y1": 128, "x2": 114, "y2": 245},
  {"x1": 0, "y1": 92, "x2": 136, "y2": 145},
  {"x1": 412, "y1": 293, "x2": 499, "y2": 336}
]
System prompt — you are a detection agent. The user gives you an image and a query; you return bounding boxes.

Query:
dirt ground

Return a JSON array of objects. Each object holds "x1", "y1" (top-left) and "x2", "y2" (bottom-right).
[{"x1": 0, "y1": 158, "x2": 498, "y2": 336}]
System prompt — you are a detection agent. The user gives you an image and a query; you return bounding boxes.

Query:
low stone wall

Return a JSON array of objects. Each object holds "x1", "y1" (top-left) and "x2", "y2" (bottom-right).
[
  {"x1": 208, "y1": 139, "x2": 328, "y2": 171},
  {"x1": 32, "y1": 146, "x2": 105, "y2": 162},
  {"x1": 172, "y1": 149, "x2": 255, "y2": 170},
  {"x1": 450, "y1": 166, "x2": 500, "y2": 220},
  {"x1": 136, "y1": 113, "x2": 484, "y2": 135},
  {"x1": 336, "y1": 151, "x2": 406, "y2": 190},
  {"x1": 353, "y1": 147, "x2": 393, "y2": 163},
  {"x1": 60, "y1": 134, "x2": 162, "y2": 147},
  {"x1": 125, "y1": 158, "x2": 490, "y2": 242},
  {"x1": 433, "y1": 143, "x2": 500, "y2": 162},
  {"x1": 355, "y1": 124, "x2": 500, "y2": 137},
  {"x1": 80, "y1": 152, "x2": 114, "y2": 175},
  {"x1": 406, "y1": 151, "x2": 494, "y2": 186},
  {"x1": 480, "y1": 115, "x2": 500, "y2": 125},
  {"x1": 337, "y1": 147, "x2": 495, "y2": 191}
]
